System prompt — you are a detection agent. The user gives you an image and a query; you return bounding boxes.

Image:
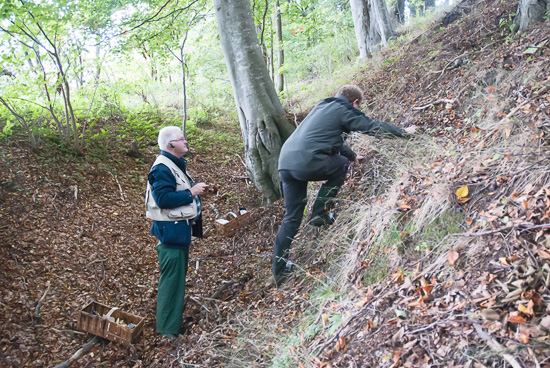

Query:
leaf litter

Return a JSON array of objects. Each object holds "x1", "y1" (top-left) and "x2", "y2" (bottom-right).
[{"x1": 2, "y1": 0, "x2": 550, "y2": 367}]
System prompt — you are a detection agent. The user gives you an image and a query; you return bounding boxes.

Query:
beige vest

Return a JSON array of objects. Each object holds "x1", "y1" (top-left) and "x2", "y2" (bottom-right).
[{"x1": 145, "y1": 155, "x2": 198, "y2": 221}]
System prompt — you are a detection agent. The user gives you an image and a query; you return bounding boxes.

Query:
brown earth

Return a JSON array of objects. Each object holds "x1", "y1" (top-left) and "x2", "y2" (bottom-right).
[{"x1": 0, "y1": 121, "x2": 285, "y2": 367}]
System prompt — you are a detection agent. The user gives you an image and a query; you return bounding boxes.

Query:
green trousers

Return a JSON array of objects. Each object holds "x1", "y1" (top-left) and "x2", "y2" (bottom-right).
[{"x1": 156, "y1": 243, "x2": 189, "y2": 335}]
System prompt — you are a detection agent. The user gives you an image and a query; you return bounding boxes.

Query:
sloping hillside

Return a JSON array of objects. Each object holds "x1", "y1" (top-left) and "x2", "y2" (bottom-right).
[
  {"x1": 1, "y1": 0, "x2": 549, "y2": 367},
  {"x1": 171, "y1": 0, "x2": 550, "y2": 366}
]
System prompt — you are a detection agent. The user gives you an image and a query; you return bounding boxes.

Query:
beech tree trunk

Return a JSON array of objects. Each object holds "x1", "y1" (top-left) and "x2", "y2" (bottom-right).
[
  {"x1": 350, "y1": 0, "x2": 396, "y2": 59},
  {"x1": 514, "y1": 0, "x2": 550, "y2": 32},
  {"x1": 214, "y1": 0, "x2": 295, "y2": 202}
]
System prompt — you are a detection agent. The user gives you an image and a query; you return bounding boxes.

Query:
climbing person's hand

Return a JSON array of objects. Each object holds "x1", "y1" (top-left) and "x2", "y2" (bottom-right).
[{"x1": 404, "y1": 125, "x2": 418, "y2": 135}]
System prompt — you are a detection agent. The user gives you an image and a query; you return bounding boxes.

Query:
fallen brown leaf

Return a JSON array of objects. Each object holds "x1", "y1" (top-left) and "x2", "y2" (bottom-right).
[
  {"x1": 509, "y1": 315, "x2": 527, "y2": 324},
  {"x1": 447, "y1": 249, "x2": 459, "y2": 265},
  {"x1": 334, "y1": 336, "x2": 346, "y2": 352},
  {"x1": 537, "y1": 249, "x2": 550, "y2": 259}
]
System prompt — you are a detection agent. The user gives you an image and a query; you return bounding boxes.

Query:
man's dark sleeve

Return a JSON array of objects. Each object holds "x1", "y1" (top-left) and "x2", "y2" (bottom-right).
[
  {"x1": 341, "y1": 107, "x2": 406, "y2": 137},
  {"x1": 340, "y1": 144, "x2": 356, "y2": 162},
  {"x1": 148, "y1": 164, "x2": 194, "y2": 209}
]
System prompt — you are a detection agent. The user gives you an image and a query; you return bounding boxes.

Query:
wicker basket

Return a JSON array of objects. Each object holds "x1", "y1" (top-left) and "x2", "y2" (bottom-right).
[{"x1": 77, "y1": 301, "x2": 144, "y2": 346}]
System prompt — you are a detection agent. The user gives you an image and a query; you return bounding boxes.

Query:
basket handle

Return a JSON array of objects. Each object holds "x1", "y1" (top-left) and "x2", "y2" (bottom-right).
[{"x1": 104, "y1": 307, "x2": 119, "y2": 319}]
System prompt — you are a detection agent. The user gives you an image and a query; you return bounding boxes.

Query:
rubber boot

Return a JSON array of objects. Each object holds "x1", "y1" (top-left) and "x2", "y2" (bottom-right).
[{"x1": 308, "y1": 185, "x2": 340, "y2": 227}]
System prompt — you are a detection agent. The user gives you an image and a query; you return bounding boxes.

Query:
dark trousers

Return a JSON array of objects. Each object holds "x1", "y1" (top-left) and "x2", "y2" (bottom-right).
[{"x1": 272, "y1": 155, "x2": 349, "y2": 280}]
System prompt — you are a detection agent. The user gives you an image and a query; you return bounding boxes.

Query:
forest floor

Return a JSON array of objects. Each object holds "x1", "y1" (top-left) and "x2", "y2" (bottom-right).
[{"x1": 2, "y1": 0, "x2": 550, "y2": 367}]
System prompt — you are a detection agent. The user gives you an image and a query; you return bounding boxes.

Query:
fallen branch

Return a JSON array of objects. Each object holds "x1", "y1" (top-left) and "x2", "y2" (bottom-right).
[
  {"x1": 413, "y1": 98, "x2": 455, "y2": 111},
  {"x1": 51, "y1": 328, "x2": 86, "y2": 335},
  {"x1": 453, "y1": 225, "x2": 515, "y2": 237},
  {"x1": 33, "y1": 325, "x2": 85, "y2": 335},
  {"x1": 497, "y1": 99, "x2": 531, "y2": 125},
  {"x1": 52, "y1": 335, "x2": 102, "y2": 368},
  {"x1": 453, "y1": 222, "x2": 547, "y2": 238},
  {"x1": 211, "y1": 280, "x2": 240, "y2": 300},
  {"x1": 413, "y1": 83, "x2": 472, "y2": 111},
  {"x1": 405, "y1": 317, "x2": 452, "y2": 336},
  {"x1": 34, "y1": 281, "x2": 51, "y2": 318},
  {"x1": 189, "y1": 296, "x2": 211, "y2": 313},
  {"x1": 473, "y1": 323, "x2": 523, "y2": 368}
]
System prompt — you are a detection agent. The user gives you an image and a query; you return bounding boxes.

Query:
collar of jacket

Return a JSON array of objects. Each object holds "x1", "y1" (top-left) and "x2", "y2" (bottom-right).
[
  {"x1": 160, "y1": 150, "x2": 187, "y2": 173},
  {"x1": 334, "y1": 94, "x2": 351, "y2": 105}
]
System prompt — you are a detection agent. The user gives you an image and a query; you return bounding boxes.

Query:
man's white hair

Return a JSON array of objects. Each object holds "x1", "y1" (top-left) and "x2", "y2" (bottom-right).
[{"x1": 158, "y1": 126, "x2": 182, "y2": 150}]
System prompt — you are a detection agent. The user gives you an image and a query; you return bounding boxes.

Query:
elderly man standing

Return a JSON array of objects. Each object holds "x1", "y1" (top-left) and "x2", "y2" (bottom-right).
[
  {"x1": 272, "y1": 85, "x2": 417, "y2": 287},
  {"x1": 145, "y1": 126, "x2": 208, "y2": 339}
]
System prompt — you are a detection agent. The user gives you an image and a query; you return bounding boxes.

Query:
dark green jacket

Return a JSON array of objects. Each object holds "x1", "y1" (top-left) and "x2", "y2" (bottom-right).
[{"x1": 278, "y1": 94, "x2": 406, "y2": 171}]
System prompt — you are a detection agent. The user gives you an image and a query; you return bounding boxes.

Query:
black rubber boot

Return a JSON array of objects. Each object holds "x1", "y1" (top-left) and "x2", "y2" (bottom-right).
[
  {"x1": 273, "y1": 260, "x2": 294, "y2": 288},
  {"x1": 308, "y1": 185, "x2": 340, "y2": 227}
]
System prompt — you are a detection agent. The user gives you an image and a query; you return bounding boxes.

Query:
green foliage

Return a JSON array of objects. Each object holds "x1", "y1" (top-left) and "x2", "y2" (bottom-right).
[
  {"x1": 363, "y1": 254, "x2": 389, "y2": 286},
  {"x1": 416, "y1": 210, "x2": 463, "y2": 252},
  {"x1": 383, "y1": 55, "x2": 402, "y2": 66},
  {"x1": 499, "y1": 12, "x2": 518, "y2": 39},
  {"x1": 276, "y1": 0, "x2": 357, "y2": 81}
]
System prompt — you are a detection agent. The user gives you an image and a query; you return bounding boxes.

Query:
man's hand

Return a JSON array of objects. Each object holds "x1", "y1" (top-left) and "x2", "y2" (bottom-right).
[
  {"x1": 404, "y1": 125, "x2": 418, "y2": 135},
  {"x1": 354, "y1": 155, "x2": 364, "y2": 164},
  {"x1": 190, "y1": 182, "x2": 208, "y2": 196}
]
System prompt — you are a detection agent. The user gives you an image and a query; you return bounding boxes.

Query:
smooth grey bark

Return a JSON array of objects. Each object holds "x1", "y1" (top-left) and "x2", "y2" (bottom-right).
[
  {"x1": 350, "y1": 0, "x2": 396, "y2": 59},
  {"x1": 214, "y1": 0, "x2": 295, "y2": 202},
  {"x1": 514, "y1": 0, "x2": 550, "y2": 32},
  {"x1": 275, "y1": 0, "x2": 284, "y2": 92}
]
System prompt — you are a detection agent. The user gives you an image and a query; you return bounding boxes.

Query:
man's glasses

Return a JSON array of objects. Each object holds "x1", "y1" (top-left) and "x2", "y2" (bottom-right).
[{"x1": 169, "y1": 137, "x2": 186, "y2": 143}]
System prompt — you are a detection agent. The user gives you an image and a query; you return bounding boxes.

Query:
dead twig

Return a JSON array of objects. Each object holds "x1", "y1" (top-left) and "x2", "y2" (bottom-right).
[
  {"x1": 51, "y1": 328, "x2": 85, "y2": 335},
  {"x1": 211, "y1": 280, "x2": 240, "y2": 300},
  {"x1": 473, "y1": 323, "x2": 523, "y2": 368},
  {"x1": 52, "y1": 335, "x2": 102, "y2": 368},
  {"x1": 34, "y1": 325, "x2": 86, "y2": 335},
  {"x1": 452, "y1": 222, "x2": 548, "y2": 238},
  {"x1": 413, "y1": 83, "x2": 472, "y2": 111},
  {"x1": 413, "y1": 98, "x2": 455, "y2": 111},
  {"x1": 189, "y1": 296, "x2": 211, "y2": 313},
  {"x1": 405, "y1": 317, "x2": 452, "y2": 336},
  {"x1": 34, "y1": 281, "x2": 51, "y2": 318},
  {"x1": 453, "y1": 224, "x2": 515, "y2": 237}
]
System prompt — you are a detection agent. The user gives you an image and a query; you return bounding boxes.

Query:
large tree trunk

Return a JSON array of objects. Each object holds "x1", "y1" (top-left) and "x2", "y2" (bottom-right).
[
  {"x1": 514, "y1": 0, "x2": 550, "y2": 32},
  {"x1": 425, "y1": 0, "x2": 435, "y2": 10},
  {"x1": 350, "y1": 0, "x2": 396, "y2": 59},
  {"x1": 214, "y1": 0, "x2": 295, "y2": 202},
  {"x1": 275, "y1": 0, "x2": 284, "y2": 93}
]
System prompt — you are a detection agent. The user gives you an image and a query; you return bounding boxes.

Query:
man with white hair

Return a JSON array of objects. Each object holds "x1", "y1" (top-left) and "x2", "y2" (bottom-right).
[{"x1": 145, "y1": 126, "x2": 208, "y2": 339}]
